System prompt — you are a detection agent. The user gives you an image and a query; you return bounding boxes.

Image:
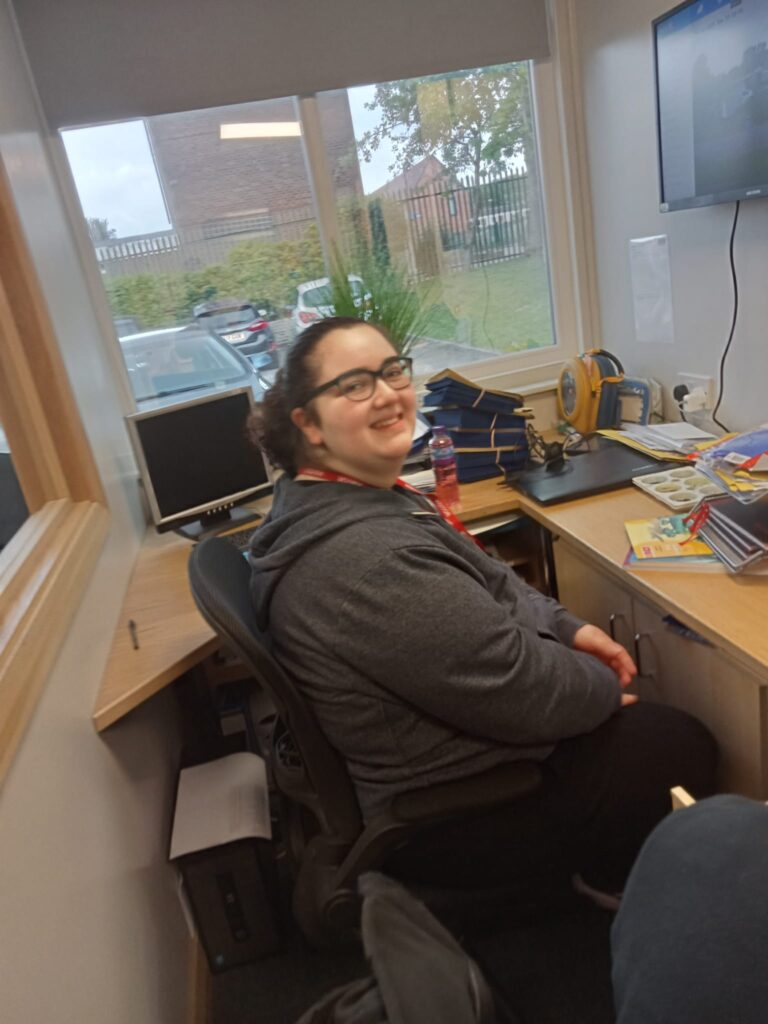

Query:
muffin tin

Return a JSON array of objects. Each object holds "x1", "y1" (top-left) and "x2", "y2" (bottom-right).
[{"x1": 632, "y1": 466, "x2": 722, "y2": 511}]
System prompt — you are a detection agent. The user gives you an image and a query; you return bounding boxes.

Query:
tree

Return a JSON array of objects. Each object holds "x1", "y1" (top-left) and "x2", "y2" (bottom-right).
[
  {"x1": 357, "y1": 64, "x2": 540, "y2": 257},
  {"x1": 358, "y1": 64, "x2": 532, "y2": 183},
  {"x1": 87, "y1": 217, "x2": 117, "y2": 243}
]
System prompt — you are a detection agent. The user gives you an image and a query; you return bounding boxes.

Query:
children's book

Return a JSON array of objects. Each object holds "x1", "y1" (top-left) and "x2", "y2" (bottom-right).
[
  {"x1": 623, "y1": 546, "x2": 768, "y2": 575},
  {"x1": 624, "y1": 513, "x2": 714, "y2": 560},
  {"x1": 622, "y1": 548, "x2": 722, "y2": 572}
]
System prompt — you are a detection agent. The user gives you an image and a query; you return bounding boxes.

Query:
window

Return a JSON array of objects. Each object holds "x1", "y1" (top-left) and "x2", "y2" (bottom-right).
[
  {"x1": 0, "y1": 156, "x2": 107, "y2": 784},
  {"x1": 63, "y1": 98, "x2": 324, "y2": 393},
  {"x1": 320, "y1": 64, "x2": 558, "y2": 378},
  {"x1": 61, "y1": 40, "x2": 594, "y2": 399}
]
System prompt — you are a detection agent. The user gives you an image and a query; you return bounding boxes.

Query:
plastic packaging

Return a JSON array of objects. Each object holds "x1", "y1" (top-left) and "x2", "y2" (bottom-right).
[
  {"x1": 428, "y1": 425, "x2": 461, "y2": 512},
  {"x1": 632, "y1": 467, "x2": 721, "y2": 511}
]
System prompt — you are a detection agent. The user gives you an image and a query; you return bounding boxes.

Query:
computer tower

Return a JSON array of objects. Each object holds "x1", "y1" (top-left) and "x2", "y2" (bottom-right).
[{"x1": 177, "y1": 838, "x2": 282, "y2": 972}]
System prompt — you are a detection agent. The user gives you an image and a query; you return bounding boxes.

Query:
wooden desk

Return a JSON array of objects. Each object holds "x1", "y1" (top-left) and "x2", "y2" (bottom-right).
[
  {"x1": 92, "y1": 480, "x2": 524, "y2": 731},
  {"x1": 94, "y1": 478, "x2": 768, "y2": 749},
  {"x1": 93, "y1": 530, "x2": 218, "y2": 731}
]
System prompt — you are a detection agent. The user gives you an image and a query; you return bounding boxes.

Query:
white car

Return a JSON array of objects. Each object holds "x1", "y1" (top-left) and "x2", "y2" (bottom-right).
[{"x1": 292, "y1": 275, "x2": 365, "y2": 337}]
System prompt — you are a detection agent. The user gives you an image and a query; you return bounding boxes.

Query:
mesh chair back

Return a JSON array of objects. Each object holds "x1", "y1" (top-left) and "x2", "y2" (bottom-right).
[{"x1": 188, "y1": 537, "x2": 363, "y2": 840}]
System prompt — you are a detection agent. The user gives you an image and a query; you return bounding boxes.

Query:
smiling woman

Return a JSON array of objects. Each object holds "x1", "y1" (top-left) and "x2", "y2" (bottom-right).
[{"x1": 0, "y1": 156, "x2": 108, "y2": 785}]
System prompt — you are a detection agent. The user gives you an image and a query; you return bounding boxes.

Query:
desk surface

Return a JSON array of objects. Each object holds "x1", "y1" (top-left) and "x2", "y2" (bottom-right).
[{"x1": 93, "y1": 477, "x2": 768, "y2": 731}]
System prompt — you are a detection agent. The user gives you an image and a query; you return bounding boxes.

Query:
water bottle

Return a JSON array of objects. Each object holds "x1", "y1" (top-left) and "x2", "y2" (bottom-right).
[{"x1": 428, "y1": 425, "x2": 461, "y2": 512}]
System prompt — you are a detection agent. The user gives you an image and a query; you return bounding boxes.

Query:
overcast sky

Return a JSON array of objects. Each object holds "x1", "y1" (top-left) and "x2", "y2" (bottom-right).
[{"x1": 62, "y1": 86, "x2": 395, "y2": 239}]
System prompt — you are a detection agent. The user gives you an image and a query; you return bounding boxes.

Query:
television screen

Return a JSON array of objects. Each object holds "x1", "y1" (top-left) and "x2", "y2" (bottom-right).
[
  {"x1": 127, "y1": 387, "x2": 271, "y2": 531},
  {"x1": 654, "y1": 0, "x2": 768, "y2": 211}
]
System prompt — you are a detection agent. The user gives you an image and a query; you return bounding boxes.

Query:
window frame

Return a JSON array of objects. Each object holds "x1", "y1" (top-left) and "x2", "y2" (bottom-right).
[
  {"x1": 0, "y1": 155, "x2": 108, "y2": 787},
  {"x1": 409, "y1": 47, "x2": 598, "y2": 395}
]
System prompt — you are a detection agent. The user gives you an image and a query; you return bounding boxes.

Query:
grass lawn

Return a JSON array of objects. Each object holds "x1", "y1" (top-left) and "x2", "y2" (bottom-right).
[{"x1": 417, "y1": 254, "x2": 554, "y2": 353}]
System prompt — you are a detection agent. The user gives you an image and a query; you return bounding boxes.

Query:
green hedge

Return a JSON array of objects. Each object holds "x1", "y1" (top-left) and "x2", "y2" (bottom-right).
[{"x1": 105, "y1": 225, "x2": 324, "y2": 330}]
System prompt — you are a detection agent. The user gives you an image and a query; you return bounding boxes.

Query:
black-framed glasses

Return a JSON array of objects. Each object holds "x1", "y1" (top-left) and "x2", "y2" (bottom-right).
[{"x1": 303, "y1": 356, "x2": 414, "y2": 403}]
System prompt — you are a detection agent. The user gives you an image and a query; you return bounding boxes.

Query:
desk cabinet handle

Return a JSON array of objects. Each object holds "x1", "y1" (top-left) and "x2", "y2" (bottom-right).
[
  {"x1": 633, "y1": 632, "x2": 654, "y2": 677},
  {"x1": 609, "y1": 613, "x2": 620, "y2": 641}
]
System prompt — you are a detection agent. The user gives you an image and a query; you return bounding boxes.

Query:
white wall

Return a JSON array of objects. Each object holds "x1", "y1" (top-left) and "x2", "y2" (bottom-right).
[
  {"x1": 0, "y1": 2, "x2": 191, "y2": 1021},
  {"x1": 574, "y1": 0, "x2": 768, "y2": 431}
]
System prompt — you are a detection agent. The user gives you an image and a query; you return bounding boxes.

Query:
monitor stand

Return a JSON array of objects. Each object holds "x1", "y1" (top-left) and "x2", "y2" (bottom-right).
[{"x1": 174, "y1": 505, "x2": 263, "y2": 543}]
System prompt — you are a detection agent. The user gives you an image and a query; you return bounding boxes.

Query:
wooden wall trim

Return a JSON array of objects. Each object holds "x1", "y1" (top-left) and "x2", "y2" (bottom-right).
[
  {"x1": 0, "y1": 148, "x2": 110, "y2": 787},
  {"x1": 0, "y1": 156, "x2": 104, "y2": 508},
  {"x1": 0, "y1": 501, "x2": 108, "y2": 785}
]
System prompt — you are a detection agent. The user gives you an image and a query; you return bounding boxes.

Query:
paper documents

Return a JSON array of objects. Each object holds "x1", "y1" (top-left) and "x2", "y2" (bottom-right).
[
  {"x1": 598, "y1": 428, "x2": 689, "y2": 463},
  {"x1": 629, "y1": 235, "x2": 674, "y2": 345},
  {"x1": 170, "y1": 751, "x2": 271, "y2": 860}
]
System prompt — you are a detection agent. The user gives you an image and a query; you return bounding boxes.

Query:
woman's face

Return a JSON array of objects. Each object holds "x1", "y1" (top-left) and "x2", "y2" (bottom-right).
[{"x1": 292, "y1": 324, "x2": 417, "y2": 484}]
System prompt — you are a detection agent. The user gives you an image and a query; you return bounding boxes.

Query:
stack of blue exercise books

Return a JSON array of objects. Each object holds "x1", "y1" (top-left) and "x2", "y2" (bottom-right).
[{"x1": 423, "y1": 369, "x2": 531, "y2": 483}]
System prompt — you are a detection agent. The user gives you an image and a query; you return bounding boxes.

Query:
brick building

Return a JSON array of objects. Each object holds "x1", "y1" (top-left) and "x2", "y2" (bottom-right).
[{"x1": 100, "y1": 90, "x2": 362, "y2": 276}]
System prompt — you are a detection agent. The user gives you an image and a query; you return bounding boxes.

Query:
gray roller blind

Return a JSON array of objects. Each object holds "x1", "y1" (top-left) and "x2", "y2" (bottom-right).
[{"x1": 11, "y1": 0, "x2": 550, "y2": 129}]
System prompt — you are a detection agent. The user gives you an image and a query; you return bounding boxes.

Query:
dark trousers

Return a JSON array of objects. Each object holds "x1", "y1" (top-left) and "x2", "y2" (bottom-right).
[
  {"x1": 387, "y1": 702, "x2": 717, "y2": 893},
  {"x1": 612, "y1": 794, "x2": 768, "y2": 1024}
]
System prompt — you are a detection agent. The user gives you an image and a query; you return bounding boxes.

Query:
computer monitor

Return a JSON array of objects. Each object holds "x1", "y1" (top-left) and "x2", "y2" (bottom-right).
[{"x1": 126, "y1": 386, "x2": 272, "y2": 539}]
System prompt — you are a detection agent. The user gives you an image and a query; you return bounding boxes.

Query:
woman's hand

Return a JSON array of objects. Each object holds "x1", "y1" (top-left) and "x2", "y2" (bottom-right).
[{"x1": 572, "y1": 624, "x2": 638, "y2": 702}]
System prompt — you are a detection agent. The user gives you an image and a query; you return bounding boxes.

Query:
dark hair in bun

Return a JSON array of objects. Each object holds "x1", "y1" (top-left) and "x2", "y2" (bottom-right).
[{"x1": 248, "y1": 317, "x2": 394, "y2": 476}]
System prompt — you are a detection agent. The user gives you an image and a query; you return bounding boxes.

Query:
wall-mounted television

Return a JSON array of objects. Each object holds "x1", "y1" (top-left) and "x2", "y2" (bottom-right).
[{"x1": 653, "y1": 0, "x2": 768, "y2": 212}]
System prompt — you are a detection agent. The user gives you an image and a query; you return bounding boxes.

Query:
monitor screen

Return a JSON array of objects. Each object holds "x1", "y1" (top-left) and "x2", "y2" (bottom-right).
[
  {"x1": 654, "y1": 0, "x2": 768, "y2": 211},
  {"x1": 127, "y1": 387, "x2": 271, "y2": 531}
]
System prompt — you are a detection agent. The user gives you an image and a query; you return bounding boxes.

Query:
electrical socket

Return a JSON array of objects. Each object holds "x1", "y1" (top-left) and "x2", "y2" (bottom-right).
[{"x1": 677, "y1": 373, "x2": 715, "y2": 409}]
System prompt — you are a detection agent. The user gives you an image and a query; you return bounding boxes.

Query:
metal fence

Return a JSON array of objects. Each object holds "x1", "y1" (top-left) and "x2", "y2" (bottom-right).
[
  {"x1": 367, "y1": 168, "x2": 530, "y2": 280},
  {"x1": 93, "y1": 172, "x2": 529, "y2": 288}
]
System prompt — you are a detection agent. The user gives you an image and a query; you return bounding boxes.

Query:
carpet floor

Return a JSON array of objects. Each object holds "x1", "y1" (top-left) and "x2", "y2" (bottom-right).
[{"x1": 211, "y1": 883, "x2": 616, "y2": 1024}]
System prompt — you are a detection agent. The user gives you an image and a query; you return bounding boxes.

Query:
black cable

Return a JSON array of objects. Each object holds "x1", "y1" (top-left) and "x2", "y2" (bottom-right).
[{"x1": 711, "y1": 201, "x2": 740, "y2": 432}]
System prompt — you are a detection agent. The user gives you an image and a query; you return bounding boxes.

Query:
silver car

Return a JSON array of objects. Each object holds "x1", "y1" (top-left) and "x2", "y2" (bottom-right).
[{"x1": 120, "y1": 324, "x2": 269, "y2": 412}]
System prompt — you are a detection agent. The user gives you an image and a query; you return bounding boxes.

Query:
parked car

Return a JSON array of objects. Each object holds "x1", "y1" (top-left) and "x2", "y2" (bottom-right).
[
  {"x1": 120, "y1": 324, "x2": 269, "y2": 412},
  {"x1": 193, "y1": 298, "x2": 278, "y2": 368},
  {"x1": 292, "y1": 275, "x2": 365, "y2": 336}
]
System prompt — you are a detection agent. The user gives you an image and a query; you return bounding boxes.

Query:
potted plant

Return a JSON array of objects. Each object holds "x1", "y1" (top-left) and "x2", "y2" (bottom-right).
[{"x1": 326, "y1": 252, "x2": 433, "y2": 356}]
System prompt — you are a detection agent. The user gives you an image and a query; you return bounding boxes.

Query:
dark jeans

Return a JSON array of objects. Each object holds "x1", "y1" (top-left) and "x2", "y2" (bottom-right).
[
  {"x1": 387, "y1": 702, "x2": 717, "y2": 893},
  {"x1": 612, "y1": 794, "x2": 768, "y2": 1024}
]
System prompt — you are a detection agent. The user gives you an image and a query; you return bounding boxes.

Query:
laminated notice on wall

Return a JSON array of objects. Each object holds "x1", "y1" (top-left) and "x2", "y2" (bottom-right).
[{"x1": 629, "y1": 234, "x2": 674, "y2": 345}]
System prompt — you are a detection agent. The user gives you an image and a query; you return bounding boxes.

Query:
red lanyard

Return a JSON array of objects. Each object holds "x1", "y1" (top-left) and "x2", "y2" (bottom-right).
[{"x1": 295, "y1": 466, "x2": 483, "y2": 548}]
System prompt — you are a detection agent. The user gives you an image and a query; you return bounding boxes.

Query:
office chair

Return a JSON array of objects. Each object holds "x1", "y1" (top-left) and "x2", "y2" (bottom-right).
[{"x1": 188, "y1": 537, "x2": 543, "y2": 947}]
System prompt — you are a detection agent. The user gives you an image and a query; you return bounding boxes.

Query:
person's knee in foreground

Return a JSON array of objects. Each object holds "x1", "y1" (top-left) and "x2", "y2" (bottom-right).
[
  {"x1": 246, "y1": 316, "x2": 716, "y2": 894},
  {"x1": 612, "y1": 794, "x2": 768, "y2": 1023}
]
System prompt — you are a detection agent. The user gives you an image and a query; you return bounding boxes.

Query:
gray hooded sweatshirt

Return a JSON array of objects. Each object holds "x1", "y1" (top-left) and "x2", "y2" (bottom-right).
[{"x1": 248, "y1": 475, "x2": 621, "y2": 820}]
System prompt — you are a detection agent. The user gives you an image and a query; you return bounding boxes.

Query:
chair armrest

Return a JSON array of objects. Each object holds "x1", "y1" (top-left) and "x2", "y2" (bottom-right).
[
  {"x1": 332, "y1": 761, "x2": 543, "y2": 889},
  {"x1": 391, "y1": 761, "x2": 543, "y2": 822}
]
